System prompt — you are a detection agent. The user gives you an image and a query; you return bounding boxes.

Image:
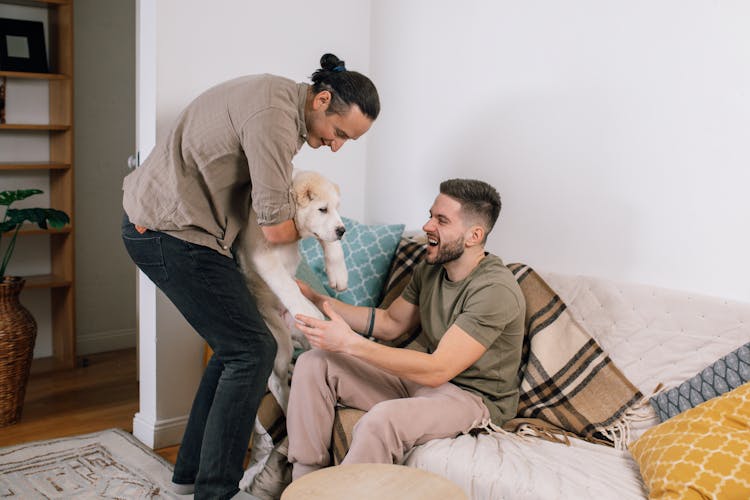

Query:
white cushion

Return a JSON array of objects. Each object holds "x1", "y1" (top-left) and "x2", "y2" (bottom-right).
[
  {"x1": 405, "y1": 432, "x2": 647, "y2": 500},
  {"x1": 540, "y1": 272, "x2": 750, "y2": 394}
]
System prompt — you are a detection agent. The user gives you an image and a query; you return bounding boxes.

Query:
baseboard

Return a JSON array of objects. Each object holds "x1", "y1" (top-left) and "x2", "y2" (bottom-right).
[
  {"x1": 132, "y1": 412, "x2": 188, "y2": 450},
  {"x1": 77, "y1": 328, "x2": 136, "y2": 356}
]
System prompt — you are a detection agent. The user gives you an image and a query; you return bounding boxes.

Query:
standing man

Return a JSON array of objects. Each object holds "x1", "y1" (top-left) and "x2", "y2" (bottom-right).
[
  {"x1": 121, "y1": 54, "x2": 379, "y2": 500},
  {"x1": 288, "y1": 179, "x2": 525, "y2": 479}
]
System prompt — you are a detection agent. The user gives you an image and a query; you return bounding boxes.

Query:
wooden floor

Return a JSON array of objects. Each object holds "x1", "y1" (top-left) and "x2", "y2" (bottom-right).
[{"x1": 0, "y1": 348, "x2": 178, "y2": 463}]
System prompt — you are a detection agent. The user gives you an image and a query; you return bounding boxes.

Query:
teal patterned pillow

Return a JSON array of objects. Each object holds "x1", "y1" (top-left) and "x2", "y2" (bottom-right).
[
  {"x1": 295, "y1": 258, "x2": 330, "y2": 297},
  {"x1": 299, "y1": 217, "x2": 405, "y2": 306},
  {"x1": 650, "y1": 342, "x2": 750, "y2": 422}
]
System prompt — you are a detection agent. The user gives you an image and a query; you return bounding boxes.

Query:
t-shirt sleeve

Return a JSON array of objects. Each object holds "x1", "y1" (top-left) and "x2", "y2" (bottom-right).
[
  {"x1": 454, "y1": 283, "x2": 524, "y2": 348},
  {"x1": 240, "y1": 108, "x2": 298, "y2": 226}
]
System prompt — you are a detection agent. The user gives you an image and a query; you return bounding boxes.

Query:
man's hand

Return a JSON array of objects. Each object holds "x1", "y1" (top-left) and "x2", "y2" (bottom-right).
[{"x1": 295, "y1": 301, "x2": 363, "y2": 353}]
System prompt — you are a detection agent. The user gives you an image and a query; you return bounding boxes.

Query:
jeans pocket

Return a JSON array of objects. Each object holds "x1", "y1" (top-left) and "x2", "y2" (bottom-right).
[{"x1": 122, "y1": 233, "x2": 169, "y2": 283}]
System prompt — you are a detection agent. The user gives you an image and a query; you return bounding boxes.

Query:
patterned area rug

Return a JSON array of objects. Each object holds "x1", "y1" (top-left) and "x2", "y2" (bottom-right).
[{"x1": 0, "y1": 428, "x2": 178, "y2": 499}]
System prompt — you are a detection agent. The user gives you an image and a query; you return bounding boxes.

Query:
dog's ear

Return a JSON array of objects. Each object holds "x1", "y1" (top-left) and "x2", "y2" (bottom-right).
[
  {"x1": 333, "y1": 182, "x2": 341, "y2": 195},
  {"x1": 294, "y1": 180, "x2": 316, "y2": 207}
]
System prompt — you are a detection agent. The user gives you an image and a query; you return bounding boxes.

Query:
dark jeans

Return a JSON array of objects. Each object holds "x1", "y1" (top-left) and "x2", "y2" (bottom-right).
[{"x1": 121, "y1": 215, "x2": 276, "y2": 500}]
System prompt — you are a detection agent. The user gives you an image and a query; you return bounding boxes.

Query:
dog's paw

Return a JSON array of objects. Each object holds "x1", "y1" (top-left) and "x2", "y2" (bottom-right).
[{"x1": 326, "y1": 264, "x2": 348, "y2": 292}]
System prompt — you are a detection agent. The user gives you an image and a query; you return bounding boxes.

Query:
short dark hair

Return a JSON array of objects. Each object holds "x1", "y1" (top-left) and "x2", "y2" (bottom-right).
[
  {"x1": 310, "y1": 53, "x2": 380, "y2": 120},
  {"x1": 439, "y1": 179, "x2": 502, "y2": 241}
]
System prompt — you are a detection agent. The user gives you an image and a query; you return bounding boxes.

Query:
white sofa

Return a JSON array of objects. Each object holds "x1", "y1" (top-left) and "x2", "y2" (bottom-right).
[
  {"x1": 401, "y1": 270, "x2": 750, "y2": 499},
  {"x1": 244, "y1": 230, "x2": 750, "y2": 499}
]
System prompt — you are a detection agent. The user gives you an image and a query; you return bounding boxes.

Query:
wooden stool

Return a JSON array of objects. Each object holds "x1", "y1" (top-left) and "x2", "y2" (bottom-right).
[{"x1": 280, "y1": 463, "x2": 467, "y2": 500}]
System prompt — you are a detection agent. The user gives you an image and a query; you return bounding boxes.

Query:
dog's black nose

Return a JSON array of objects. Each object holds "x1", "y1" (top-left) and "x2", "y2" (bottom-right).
[{"x1": 336, "y1": 226, "x2": 346, "y2": 239}]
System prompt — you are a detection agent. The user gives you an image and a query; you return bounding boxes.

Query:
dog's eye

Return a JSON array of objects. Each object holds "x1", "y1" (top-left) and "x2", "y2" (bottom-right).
[{"x1": 318, "y1": 207, "x2": 328, "y2": 214}]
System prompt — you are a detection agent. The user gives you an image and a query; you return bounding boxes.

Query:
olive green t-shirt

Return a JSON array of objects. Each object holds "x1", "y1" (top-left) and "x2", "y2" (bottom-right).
[{"x1": 401, "y1": 254, "x2": 525, "y2": 426}]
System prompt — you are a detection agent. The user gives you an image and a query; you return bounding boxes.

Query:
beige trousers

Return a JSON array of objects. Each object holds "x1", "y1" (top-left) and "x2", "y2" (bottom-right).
[{"x1": 286, "y1": 349, "x2": 490, "y2": 480}]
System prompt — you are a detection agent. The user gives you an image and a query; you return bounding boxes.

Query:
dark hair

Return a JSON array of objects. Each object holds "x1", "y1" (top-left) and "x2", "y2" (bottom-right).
[
  {"x1": 440, "y1": 179, "x2": 502, "y2": 241},
  {"x1": 310, "y1": 53, "x2": 380, "y2": 120}
]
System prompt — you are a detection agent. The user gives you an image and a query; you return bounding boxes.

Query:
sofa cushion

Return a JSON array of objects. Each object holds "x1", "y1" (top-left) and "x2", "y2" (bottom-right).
[
  {"x1": 629, "y1": 382, "x2": 750, "y2": 500},
  {"x1": 541, "y1": 272, "x2": 750, "y2": 441},
  {"x1": 404, "y1": 431, "x2": 647, "y2": 500},
  {"x1": 299, "y1": 217, "x2": 404, "y2": 307},
  {"x1": 295, "y1": 257, "x2": 330, "y2": 296},
  {"x1": 649, "y1": 342, "x2": 750, "y2": 422},
  {"x1": 541, "y1": 272, "x2": 750, "y2": 398}
]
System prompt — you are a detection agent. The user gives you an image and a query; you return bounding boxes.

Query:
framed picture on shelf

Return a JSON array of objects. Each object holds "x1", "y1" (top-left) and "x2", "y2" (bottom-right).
[{"x1": 0, "y1": 18, "x2": 48, "y2": 73}]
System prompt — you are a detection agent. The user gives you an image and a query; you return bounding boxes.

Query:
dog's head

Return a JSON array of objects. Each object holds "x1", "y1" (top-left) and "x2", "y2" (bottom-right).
[{"x1": 293, "y1": 170, "x2": 346, "y2": 242}]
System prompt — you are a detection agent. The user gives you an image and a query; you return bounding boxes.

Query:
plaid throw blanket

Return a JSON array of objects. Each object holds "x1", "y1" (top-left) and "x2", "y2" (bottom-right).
[{"x1": 505, "y1": 263, "x2": 643, "y2": 449}]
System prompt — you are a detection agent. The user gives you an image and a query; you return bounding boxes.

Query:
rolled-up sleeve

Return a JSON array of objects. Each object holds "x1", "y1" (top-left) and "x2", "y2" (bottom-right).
[{"x1": 240, "y1": 107, "x2": 299, "y2": 225}]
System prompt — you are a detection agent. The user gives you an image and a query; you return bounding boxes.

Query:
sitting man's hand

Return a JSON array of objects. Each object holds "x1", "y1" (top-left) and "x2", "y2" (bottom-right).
[{"x1": 295, "y1": 302, "x2": 361, "y2": 353}]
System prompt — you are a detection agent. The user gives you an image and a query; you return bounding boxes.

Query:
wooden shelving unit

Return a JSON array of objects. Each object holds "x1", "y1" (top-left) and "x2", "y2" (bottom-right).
[{"x1": 0, "y1": 0, "x2": 75, "y2": 373}]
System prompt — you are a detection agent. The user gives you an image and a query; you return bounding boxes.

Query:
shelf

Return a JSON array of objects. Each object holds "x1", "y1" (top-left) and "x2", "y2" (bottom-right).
[
  {"x1": 3, "y1": 225, "x2": 72, "y2": 236},
  {"x1": 0, "y1": 70, "x2": 68, "y2": 80},
  {"x1": 0, "y1": 0, "x2": 68, "y2": 7},
  {"x1": 0, "y1": 124, "x2": 70, "y2": 131},
  {"x1": 0, "y1": 161, "x2": 71, "y2": 171},
  {"x1": 2, "y1": 0, "x2": 76, "y2": 372},
  {"x1": 19, "y1": 274, "x2": 72, "y2": 289}
]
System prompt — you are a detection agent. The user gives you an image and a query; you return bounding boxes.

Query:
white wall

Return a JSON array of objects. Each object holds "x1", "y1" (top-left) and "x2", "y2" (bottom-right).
[
  {"x1": 155, "y1": 0, "x2": 373, "y2": 221},
  {"x1": 368, "y1": 0, "x2": 750, "y2": 302}
]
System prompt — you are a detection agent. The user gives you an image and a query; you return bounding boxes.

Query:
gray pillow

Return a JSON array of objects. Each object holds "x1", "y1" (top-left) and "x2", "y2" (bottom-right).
[{"x1": 650, "y1": 342, "x2": 750, "y2": 422}]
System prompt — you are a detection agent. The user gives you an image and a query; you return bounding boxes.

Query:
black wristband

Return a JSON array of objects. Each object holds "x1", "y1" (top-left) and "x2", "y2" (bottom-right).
[{"x1": 366, "y1": 307, "x2": 376, "y2": 337}]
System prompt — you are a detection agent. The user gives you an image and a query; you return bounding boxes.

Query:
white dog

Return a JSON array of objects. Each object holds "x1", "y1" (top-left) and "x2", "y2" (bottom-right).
[{"x1": 234, "y1": 170, "x2": 348, "y2": 411}]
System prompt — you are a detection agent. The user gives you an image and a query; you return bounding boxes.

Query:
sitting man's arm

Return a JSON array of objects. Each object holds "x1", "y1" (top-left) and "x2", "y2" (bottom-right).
[
  {"x1": 295, "y1": 298, "x2": 487, "y2": 388},
  {"x1": 296, "y1": 281, "x2": 421, "y2": 341}
]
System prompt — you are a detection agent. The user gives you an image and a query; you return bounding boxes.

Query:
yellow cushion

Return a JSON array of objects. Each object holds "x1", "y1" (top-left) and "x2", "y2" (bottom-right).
[{"x1": 629, "y1": 382, "x2": 750, "y2": 499}]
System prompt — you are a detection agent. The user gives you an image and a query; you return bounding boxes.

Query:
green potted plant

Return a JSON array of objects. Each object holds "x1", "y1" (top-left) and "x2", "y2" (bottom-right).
[
  {"x1": 1, "y1": 189, "x2": 70, "y2": 277},
  {"x1": 0, "y1": 189, "x2": 69, "y2": 427}
]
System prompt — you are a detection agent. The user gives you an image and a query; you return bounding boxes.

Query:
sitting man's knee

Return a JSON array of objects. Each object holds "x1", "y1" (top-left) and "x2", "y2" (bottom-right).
[
  {"x1": 295, "y1": 348, "x2": 332, "y2": 374},
  {"x1": 353, "y1": 401, "x2": 397, "y2": 434}
]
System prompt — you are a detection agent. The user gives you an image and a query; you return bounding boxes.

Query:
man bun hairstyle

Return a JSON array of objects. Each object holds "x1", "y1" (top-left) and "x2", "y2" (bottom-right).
[
  {"x1": 311, "y1": 53, "x2": 380, "y2": 120},
  {"x1": 440, "y1": 179, "x2": 502, "y2": 241}
]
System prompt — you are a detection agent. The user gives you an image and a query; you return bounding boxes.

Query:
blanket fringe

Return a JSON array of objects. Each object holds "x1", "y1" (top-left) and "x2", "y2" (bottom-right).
[
  {"x1": 500, "y1": 399, "x2": 657, "y2": 450},
  {"x1": 597, "y1": 395, "x2": 657, "y2": 450}
]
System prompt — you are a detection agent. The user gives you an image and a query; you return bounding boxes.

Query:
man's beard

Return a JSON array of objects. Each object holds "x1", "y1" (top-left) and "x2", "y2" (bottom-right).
[{"x1": 426, "y1": 235, "x2": 465, "y2": 265}]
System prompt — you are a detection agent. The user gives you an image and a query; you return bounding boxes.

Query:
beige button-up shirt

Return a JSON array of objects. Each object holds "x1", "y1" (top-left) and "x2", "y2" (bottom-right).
[{"x1": 123, "y1": 74, "x2": 309, "y2": 257}]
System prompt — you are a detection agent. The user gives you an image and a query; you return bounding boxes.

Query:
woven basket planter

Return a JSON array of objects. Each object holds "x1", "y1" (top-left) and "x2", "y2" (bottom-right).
[{"x1": 0, "y1": 276, "x2": 37, "y2": 427}]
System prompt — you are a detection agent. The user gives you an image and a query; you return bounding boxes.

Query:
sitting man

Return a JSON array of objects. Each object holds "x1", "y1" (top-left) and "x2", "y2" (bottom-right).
[{"x1": 287, "y1": 178, "x2": 525, "y2": 480}]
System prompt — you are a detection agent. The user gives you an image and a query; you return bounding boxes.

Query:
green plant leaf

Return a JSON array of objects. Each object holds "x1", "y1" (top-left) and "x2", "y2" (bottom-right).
[
  {"x1": 0, "y1": 189, "x2": 44, "y2": 207},
  {"x1": 1, "y1": 189, "x2": 70, "y2": 277},
  {"x1": 5, "y1": 208, "x2": 70, "y2": 230}
]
